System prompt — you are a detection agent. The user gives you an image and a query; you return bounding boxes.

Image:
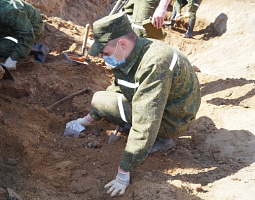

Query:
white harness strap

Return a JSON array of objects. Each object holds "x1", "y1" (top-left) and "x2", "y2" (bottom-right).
[
  {"x1": 132, "y1": 23, "x2": 145, "y2": 30},
  {"x1": 194, "y1": 3, "x2": 199, "y2": 7},
  {"x1": 118, "y1": 79, "x2": 139, "y2": 88},
  {"x1": 4, "y1": 36, "x2": 18, "y2": 43},
  {"x1": 169, "y1": 47, "x2": 178, "y2": 71},
  {"x1": 118, "y1": 94, "x2": 127, "y2": 122},
  {"x1": 10, "y1": 0, "x2": 18, "y2": 9}
]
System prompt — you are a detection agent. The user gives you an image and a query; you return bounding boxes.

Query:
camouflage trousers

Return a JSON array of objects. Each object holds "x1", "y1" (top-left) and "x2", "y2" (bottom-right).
[
  {"x1": 91, "y1": 91, "x2": 191, "y2": 138},
  {"x1": 0, "y1": 39, "x2": 16, "y2": 58},
  {"x1": 123, "y1": 0, "x2": 161, "y2": 38},
  {"x1": 174, "y1": 0, "x2": 203, "y2": 19}
]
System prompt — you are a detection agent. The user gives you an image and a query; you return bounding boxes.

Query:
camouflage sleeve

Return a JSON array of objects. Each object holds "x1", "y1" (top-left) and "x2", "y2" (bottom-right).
[
  {"x1": 106, "y1": 78, "x2": 122, "y2": 93},
  {"x1": 23, "y1": 1, "x2": 44, "y2": 41},
  {"x1": 2, "y1": 9, "x2": 35, "y2": 60},
  {"x1": 120, "y1": 54, "x2": 173, "y2": 172}
]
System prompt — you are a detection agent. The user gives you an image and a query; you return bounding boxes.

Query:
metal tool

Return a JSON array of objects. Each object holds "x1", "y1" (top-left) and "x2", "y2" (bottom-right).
[
  {"x1": 108, "y1": 125, "x2": 120, "y2": 144},
  {"x1": 62, "y1": 24, "x2": 90, "y2": 65},
  {"x1": 0, "y1": 62, "x2": 14, "y2": 81}
]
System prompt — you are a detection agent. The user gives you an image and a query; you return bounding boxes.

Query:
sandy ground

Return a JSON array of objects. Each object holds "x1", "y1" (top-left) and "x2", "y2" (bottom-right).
[{"x1": 0, "y1": 0, "x2": 255, "y2": 199}]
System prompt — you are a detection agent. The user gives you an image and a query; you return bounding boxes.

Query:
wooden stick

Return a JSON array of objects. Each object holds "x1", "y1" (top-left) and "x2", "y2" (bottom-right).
[
  {"x1": 109, "y1": 0, "x2": 123, "y2": 15},
  {"x1": 81, "y1": 24, "x2": 90, "y2": 57},
  {"x1": 47, "y1": 87, "x2": 91, "y2": 110}
]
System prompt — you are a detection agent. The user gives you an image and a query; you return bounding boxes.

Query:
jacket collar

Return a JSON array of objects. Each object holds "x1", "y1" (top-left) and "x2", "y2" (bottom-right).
[{"x1": 114, "y1": 37, "x2": 150, "y2": 75}]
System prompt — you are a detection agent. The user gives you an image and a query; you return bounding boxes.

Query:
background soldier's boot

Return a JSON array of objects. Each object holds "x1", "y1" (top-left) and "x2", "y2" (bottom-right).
[
  {"x1": 150, "y1": 136, "x2": 175, "y2": 154},
  {"x1": 168, "y1": 10, "x2": 177, "y2": 29},
  {"x1": 183, "y1": 18, "x2": 196, "y2": 38}
]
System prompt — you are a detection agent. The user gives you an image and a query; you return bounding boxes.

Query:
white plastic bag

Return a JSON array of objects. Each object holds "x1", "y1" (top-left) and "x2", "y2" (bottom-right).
[{"x1": 63, "y1": 120, "x2": 85, "y2": 138}]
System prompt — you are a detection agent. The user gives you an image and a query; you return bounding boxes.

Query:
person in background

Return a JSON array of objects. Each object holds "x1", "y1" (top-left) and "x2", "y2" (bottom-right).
[
  {"x1": 71, "y1": 12, "x2": 201, "y2": 197},
  {"x1": 0, "y1": 0, "x2": 45, "y2": 70},
  {"x1": 168, "y1": 0, "x2": 203, "y2": 38},
  {"x1": 123, "y1": 0, "x2": 172, "y2": 39}
]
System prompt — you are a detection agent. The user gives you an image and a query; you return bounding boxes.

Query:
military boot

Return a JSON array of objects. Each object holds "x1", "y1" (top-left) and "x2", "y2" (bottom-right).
[
  {"x1": 183, "y1": 18, "x2": 196, "y2": 38},
  {"x1": 168, "y1": 10, "x2": 177, "y2": 29},
  {"x1": 150, "y1": 136, "x2": 175, "y2": 154}
]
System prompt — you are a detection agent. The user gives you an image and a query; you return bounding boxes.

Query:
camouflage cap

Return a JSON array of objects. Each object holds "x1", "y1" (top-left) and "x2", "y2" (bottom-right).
[{"x1": 88, "y1": 12, "x2": 132, "y2": 56}]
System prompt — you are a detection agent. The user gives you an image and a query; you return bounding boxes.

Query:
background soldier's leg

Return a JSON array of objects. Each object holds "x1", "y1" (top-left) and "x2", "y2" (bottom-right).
[
  {"x1": 0, "y1": 40, "x2": 16, "y2": 58},
  {"x1": 123, "y1": 0, "x2": 135, "y2": 16},
  {"x1": 183, "y1": 0, "x2": 201, "y2": 37},
  {"x1": 131, "y1": 0, "x2": 160, "y2": 37}
]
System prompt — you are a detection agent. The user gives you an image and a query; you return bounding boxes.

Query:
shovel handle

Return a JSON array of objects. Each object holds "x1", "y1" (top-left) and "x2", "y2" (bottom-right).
[
  {"x1": 109, "y1": 0, "x2": 123, "y2": 15},
  {"x1": 81, "y1": 24, "x2": 90, "y2": 56}
]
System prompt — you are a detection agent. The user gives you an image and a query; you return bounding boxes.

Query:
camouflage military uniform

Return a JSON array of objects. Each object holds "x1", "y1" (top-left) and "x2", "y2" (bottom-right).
[
  {"x1": 0, "y1": 0, "x2": 44, "y2": 60},
  {"x1": 89, "y1": 37, "x2": 201, "y2": 172},
  {"x1": 174, "y1": 0, "x2": 203, "y2": 19},
  {"x1": 123, "y1": 0, "x2": 161, "y2": 38}
]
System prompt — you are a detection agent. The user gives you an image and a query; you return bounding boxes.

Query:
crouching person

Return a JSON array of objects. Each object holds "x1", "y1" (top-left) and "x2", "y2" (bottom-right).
[{"x1": 72, "y1": 12, "x2": 201, "y2": 197}]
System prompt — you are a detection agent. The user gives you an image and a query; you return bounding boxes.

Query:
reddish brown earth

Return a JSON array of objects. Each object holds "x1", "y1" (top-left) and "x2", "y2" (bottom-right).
[{"x1": 0, "y1": 0, "x2": 255, "y2": 199}]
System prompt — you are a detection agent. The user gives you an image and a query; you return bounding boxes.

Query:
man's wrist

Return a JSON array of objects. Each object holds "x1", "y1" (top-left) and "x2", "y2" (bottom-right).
[{"x1": 158, "y1": 0, "x2": 171, "y2": 9}]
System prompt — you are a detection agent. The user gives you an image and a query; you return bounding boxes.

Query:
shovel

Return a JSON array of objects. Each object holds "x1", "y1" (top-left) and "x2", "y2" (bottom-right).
[
  {"x1": 108, "y1": 125, "x2": 120, "y2": 144},
  {"x1": 63, "y1": 24, "x2": 90, "y2": 65}
]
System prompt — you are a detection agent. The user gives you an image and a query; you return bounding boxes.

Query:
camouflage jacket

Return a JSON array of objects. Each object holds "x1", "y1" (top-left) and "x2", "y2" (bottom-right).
[
  {"x1": 0, "y1": 0, "x2": 44, "y2": 60},
  {"x1": 101, "y1": 37, "x2": 201, "y2": 172}
]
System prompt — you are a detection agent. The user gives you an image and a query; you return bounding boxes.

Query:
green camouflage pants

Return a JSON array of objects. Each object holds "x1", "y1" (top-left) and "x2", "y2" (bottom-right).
[
  {"x1": 0, "y1": 39, "x2": 16, "y2": 58},
  {"x1": 174, "y1": 0, "x2": 202, "y2": 19},
  {"x1": 123, "y1": 0, "x2": 160, "y2": 38},
  {"x1": 91, "y1": 91, "x2": 191, "y2": 138}
]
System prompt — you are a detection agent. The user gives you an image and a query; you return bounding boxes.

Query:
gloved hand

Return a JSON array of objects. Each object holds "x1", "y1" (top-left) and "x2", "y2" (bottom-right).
[
  {"x1": 104, "y1": 167, "x2": 130, "y2": 197},
  {"x1": 174, "y1": 12, "x2": 181, "y2": 21},
  {"x1": 76, "y1": 114, "x2": 94, "y2": 126},
  {"x1": 4, "y1": 57, "x2": 17, "y2": 70},
  {"x1": 184, "y1": 12, "x2": 190, "y2": 18}
]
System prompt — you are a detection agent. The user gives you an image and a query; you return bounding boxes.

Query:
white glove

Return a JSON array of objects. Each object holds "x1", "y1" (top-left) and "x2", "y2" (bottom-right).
[
  {"x1": 5, "y1": 57, "x2": 17, "y2": 70},
  {"x1": 104, "y1": 167, "x2": 130, "y2": 197},
  {"x1": 174, "y1": 12, "x2": 181, "y2": 21},
  {"x1": 76, "y1": 114, "x2": 94, "y2": 126},
  {"x1": 184, "y1": 12, "x2": 190, "y2": 18}
]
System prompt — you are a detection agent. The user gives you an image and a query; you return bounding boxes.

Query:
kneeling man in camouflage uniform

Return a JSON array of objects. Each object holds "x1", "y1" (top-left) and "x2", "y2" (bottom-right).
[
  {"x1": 73, "y1": 12, "x2": 201, "y2": 197},
  {"x1": 0, "y1": 0, "x2": 44, "y2": 70}
]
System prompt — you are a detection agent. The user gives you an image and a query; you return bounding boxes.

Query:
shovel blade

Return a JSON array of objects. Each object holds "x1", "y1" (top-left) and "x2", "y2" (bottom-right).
[
  {"x1": 108, "y1": 125, "x2": 120, "y2": 144},
  {"x1": 62, "y1": 52, "x2": 88, "y2": 65},
  {"x1": 108, "y1": 132, "x2": 120, "y2": 144},
  {"x1": 0, "y1": 63, "x2": 14, "y2": 81}
]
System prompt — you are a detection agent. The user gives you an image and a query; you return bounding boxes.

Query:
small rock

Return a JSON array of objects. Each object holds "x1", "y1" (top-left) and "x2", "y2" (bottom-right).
[
  {"x1": 192, "y1": 65, "x2": 201, "y2": 72},
  {"x1": 145, "y1": 172, "x2": 153, "y2": 177},
  {"x1": 6, "y1": 188, "x2": 23, "y2": 200},
  {"x1": 6, "y1": 158, "x2": 18, "y2": 166},
  {"x1": 0, "y1": 187, "x2": 6, "y2": 199},
  {"x1": 87, "y1": 142, "x2": 92, "y2": 148},
  {"x1": 92, "y1": 141, "x2": 102, "y2": 148},
  {"x1": 211, "y1": 148, "x2": 221, "y2": 153}
]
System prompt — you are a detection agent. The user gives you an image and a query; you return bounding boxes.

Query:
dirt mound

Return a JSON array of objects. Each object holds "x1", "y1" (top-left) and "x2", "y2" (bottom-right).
[{"x1": 0, "y1": 0, "x2": 254, "y2": 199}]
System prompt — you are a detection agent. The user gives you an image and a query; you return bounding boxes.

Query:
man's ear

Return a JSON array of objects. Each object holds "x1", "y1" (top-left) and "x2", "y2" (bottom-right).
[{"x1": 118, "y1": 39, "x2": 127, "y2": 50}]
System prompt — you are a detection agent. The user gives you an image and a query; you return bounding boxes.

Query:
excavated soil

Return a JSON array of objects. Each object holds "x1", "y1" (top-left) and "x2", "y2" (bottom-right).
[{"x1": 0, "y1": 0, "x2": 255, "y2": 199}]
